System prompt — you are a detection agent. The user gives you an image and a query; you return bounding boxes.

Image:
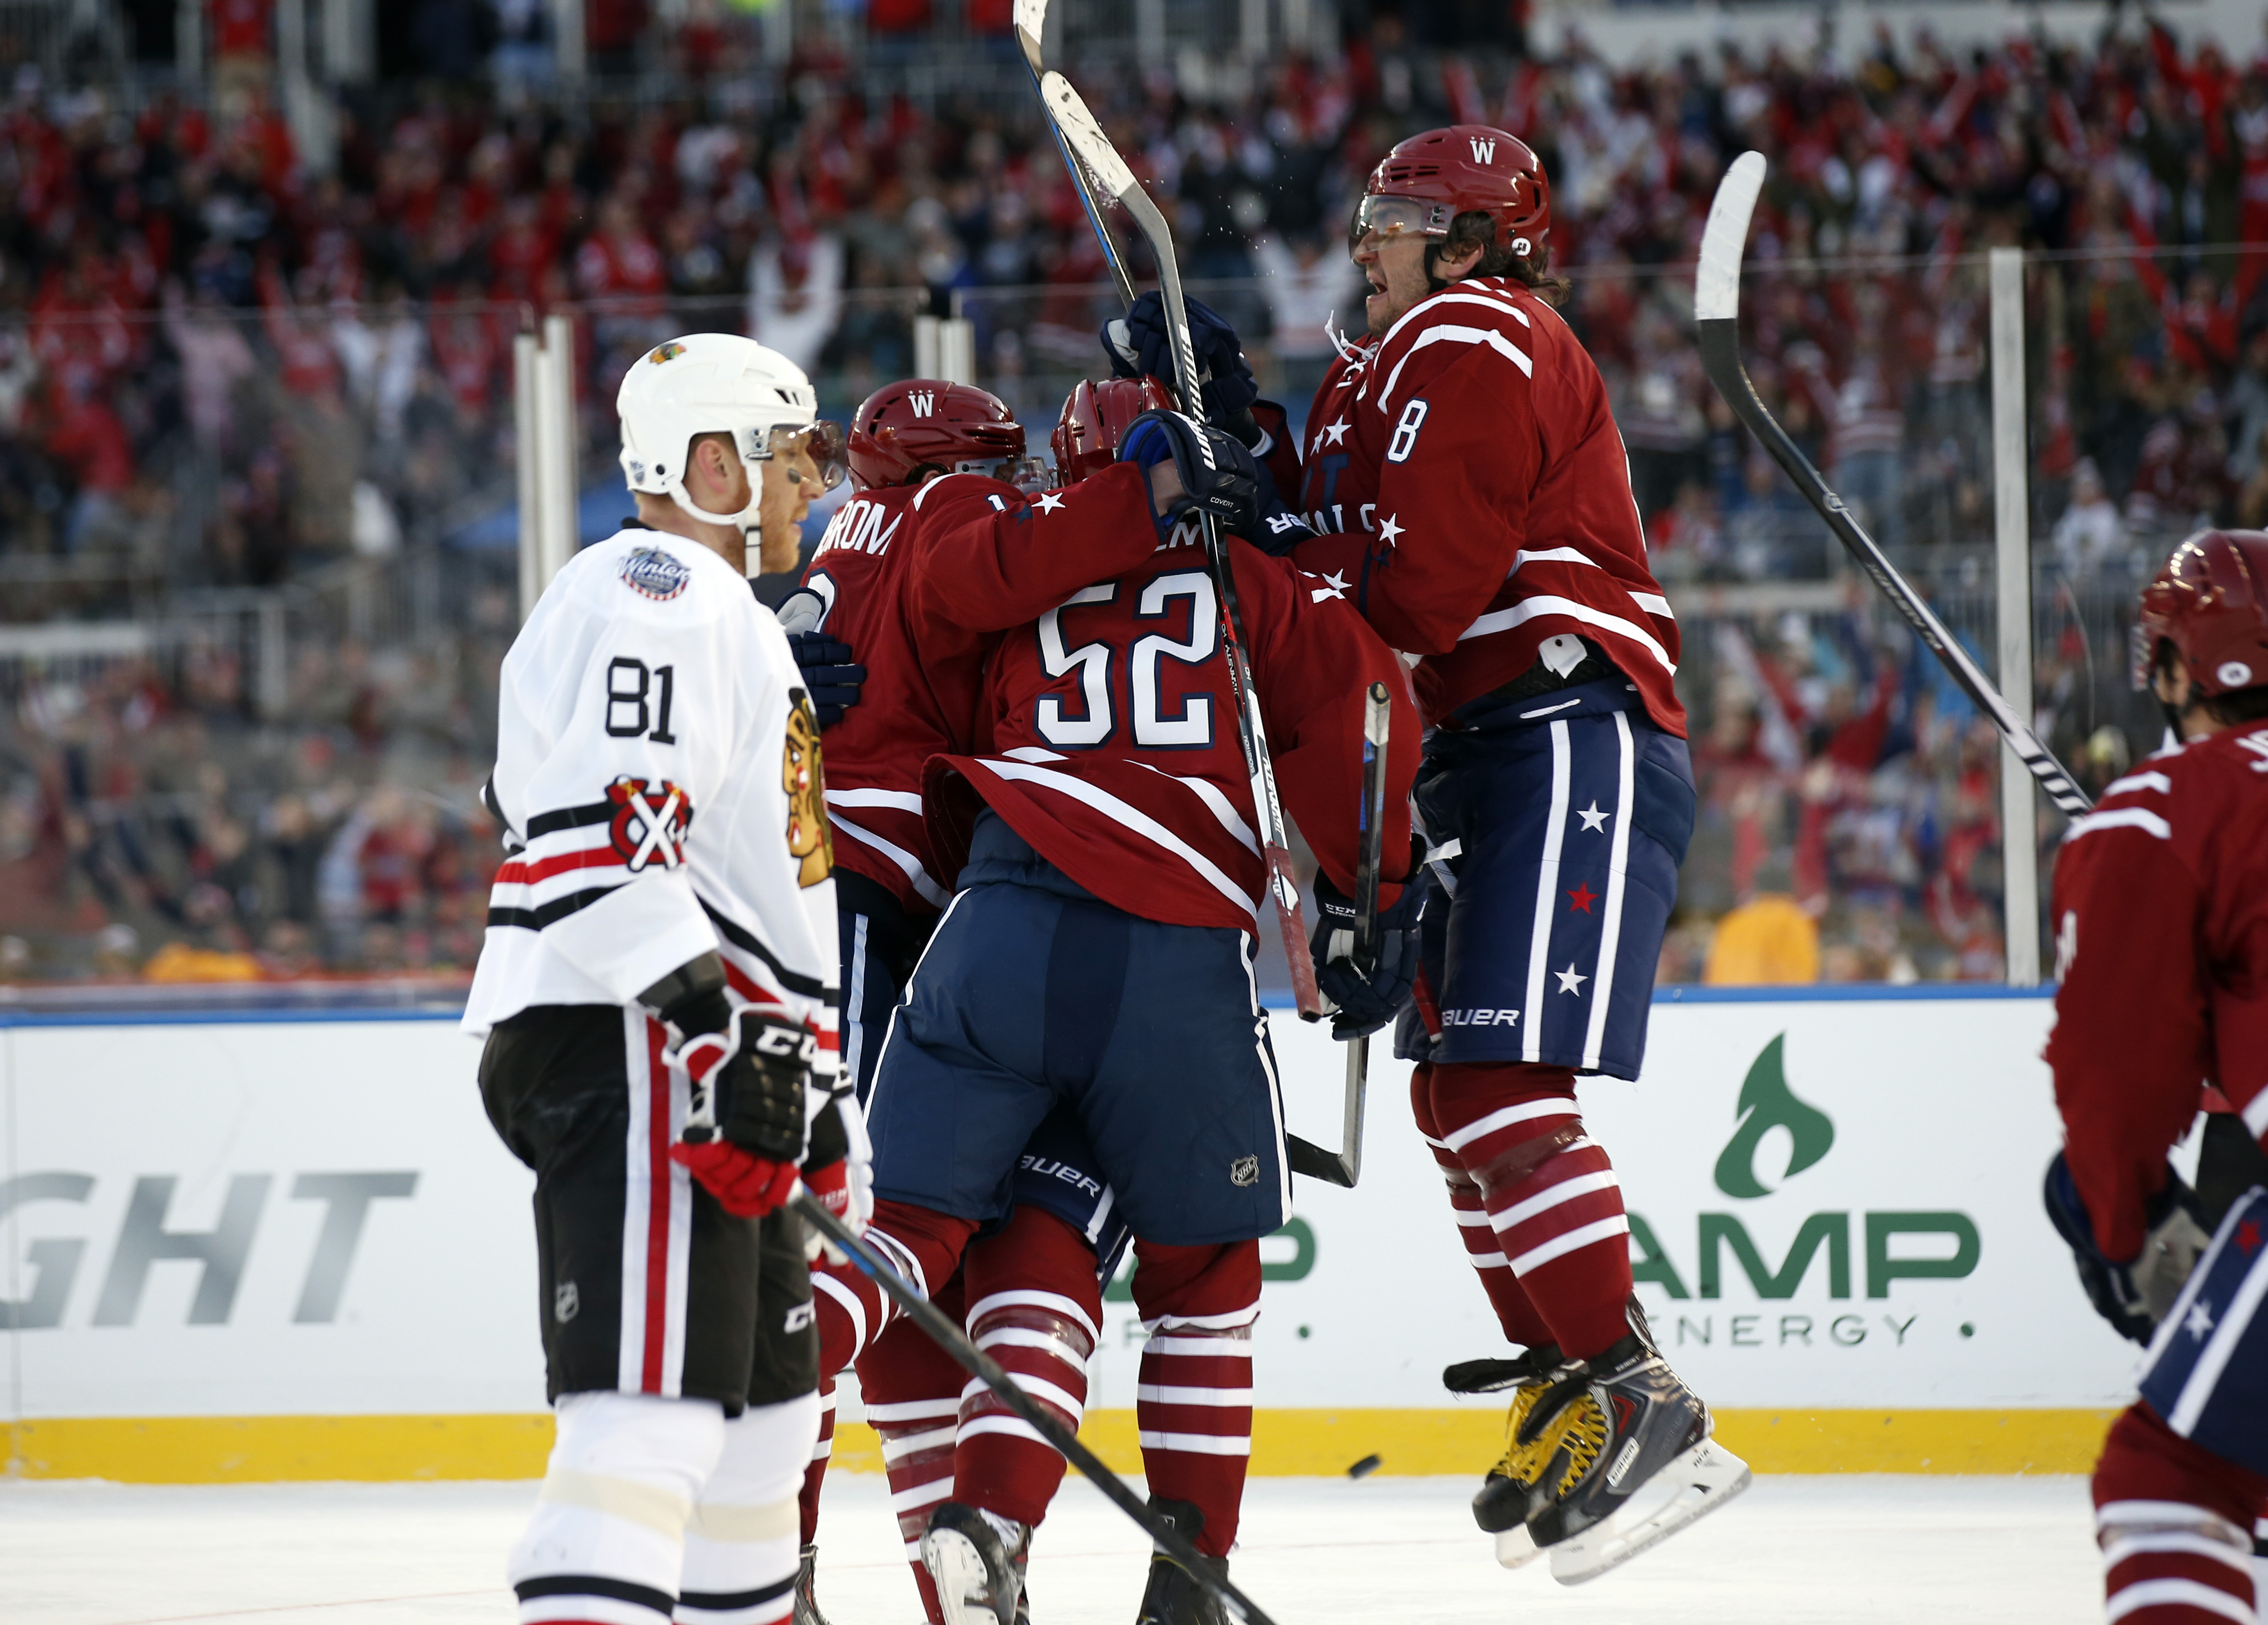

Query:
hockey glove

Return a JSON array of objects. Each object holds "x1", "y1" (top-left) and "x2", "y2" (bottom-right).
[
  {"x1": 2043, "y1": 1152, "x2": 2211, "y2": 1344},
  {"x1": 1118, "y1": 409, "x2": 1263, "y2": 541},
  {"x1": 775, "y1": 589, "x2": 865, "y2": 728},
  {"x1": 667, "y1": 1006, "x2": 814, "y2": 1219},
  {"x1": 1102, "y1": 292, "x2": 1260, "y2": 434},
  {"x1": 1309, "y1": 842, "x2": 1431, "y2": 1041}
]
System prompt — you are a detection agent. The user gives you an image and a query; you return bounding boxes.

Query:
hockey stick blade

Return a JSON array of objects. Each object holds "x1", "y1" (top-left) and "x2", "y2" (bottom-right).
[
  {"x1": 1041, "y1": 66, "x2": 1326, "y2": 1018},
  {"x1": 1016, "y1": 10, "x2": 1135, "y2": 306},
  {"x1": 1694, "y1": 153, "x2": 2091, "y2": 818},
  {"x1": 790, "y1": 1193, "x2": 1281, "y2": 1625}
]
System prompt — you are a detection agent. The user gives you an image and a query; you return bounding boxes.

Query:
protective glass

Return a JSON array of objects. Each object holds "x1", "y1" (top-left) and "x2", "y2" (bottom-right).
[
  {"x1": 1347, "y1": 193, "x2": 1452, "y2": 254},
  {"x1": 765, "y1": 421, "x2": 848, "y2": 492}
]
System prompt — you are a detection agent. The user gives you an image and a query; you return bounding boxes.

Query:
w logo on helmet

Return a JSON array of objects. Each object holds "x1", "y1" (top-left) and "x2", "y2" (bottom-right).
[
  {"x1": 1470, "y1": 136, "x2": 1497, "y2": 164},
  {"x1": 908, "y1": 390, "x2": 936, "y2": 416}
]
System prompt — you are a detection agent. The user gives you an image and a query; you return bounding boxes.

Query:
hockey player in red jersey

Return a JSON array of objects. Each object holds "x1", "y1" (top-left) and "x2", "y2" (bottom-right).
[
  {"x1": 1099, "y1": 126, "x2": 1742, "y2": 1579},
  {"x1": 2042, "y1": 529, "x2": 2268, "y2": 1625},
  {"x1": 803, "y1": 401, "x2": 1423, "y2": 1625},
  {"x1": 779, "y1": 378, "x2": 1153, "y2": 1623}
]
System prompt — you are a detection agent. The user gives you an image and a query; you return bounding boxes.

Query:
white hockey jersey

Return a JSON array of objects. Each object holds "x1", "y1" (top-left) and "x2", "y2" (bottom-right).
[{"x1": 463, "y1": 526, "x2": 839, "y2": 1057}]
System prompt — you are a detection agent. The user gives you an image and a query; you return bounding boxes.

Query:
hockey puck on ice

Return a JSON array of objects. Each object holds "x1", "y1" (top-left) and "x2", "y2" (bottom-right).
[{"x1": 1347, "y1": 1454, "x2": 1382, "y2": 1479}]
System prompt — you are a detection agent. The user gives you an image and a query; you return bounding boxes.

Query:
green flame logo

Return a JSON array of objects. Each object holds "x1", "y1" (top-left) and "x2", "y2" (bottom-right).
[{"x1": 1712, "y1": 1033, "x2": 1835, "y2": 1198}]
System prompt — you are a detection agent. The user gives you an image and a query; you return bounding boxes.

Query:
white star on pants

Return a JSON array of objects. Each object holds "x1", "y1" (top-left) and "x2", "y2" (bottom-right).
[
  {"x1": 2187, "y1": 1301, "x2": 2217, "y2": 1340},
  {"x1": 1555, "y1": 963, "x2": 1588, "y2": 995},
  {"x1": 1576, "y1": 801, "x2": 1610, "y2": 832}
]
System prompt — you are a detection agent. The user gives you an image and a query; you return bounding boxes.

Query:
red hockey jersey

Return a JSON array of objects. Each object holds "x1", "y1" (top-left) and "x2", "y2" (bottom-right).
[
  {"x1": 1271, "y1": 277, "x2": 1685, "y2": 736},
  {"x1": 799, "y1": 463, "x2": 1164, "y2": 915},
  {"x1": 915, "y1": 509, "x2": 1422, "y2": 937},
  {"x1": 2045, "y1": 720, "x2": 2268, "y2": 1259}
]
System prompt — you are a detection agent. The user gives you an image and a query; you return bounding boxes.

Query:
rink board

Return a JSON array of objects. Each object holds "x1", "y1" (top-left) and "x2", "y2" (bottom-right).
[{"x1": 0, "y1": 991, "x2": 2139, "y2": 1480}]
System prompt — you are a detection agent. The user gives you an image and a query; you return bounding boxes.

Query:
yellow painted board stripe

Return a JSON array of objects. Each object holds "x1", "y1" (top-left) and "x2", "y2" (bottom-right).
[{"x1": 6, "y1": 1407, "x2": 2116, "y2": 1484}]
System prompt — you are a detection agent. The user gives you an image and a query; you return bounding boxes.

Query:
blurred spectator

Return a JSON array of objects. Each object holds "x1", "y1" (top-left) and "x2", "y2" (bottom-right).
[
  {"x1": 1702, "y1": 890, "x2": 1820, "y2": 985},
  {"x1": 2051, "y1": 460, "x2": 2128, "y2": 579}
]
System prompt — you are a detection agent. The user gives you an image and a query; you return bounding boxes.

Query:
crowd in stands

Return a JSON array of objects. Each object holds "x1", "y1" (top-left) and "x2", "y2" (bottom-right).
[{"x1": 2, "y1": 8, "x2": 2263, "y2": 983}]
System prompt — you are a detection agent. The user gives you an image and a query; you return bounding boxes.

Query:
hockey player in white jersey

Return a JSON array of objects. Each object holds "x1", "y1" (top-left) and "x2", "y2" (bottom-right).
[{"x1": 464, "y1": 333, "x2": 870, "y2": 1625}]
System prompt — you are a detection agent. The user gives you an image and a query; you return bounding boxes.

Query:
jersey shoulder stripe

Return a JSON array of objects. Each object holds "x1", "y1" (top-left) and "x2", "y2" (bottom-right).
[
  {"x1": 2062, "y1": 805, "x2": 2173, "y2": 844},
  {"x1": 1372, "y1": 323, "x2": 1533, "y2": 412}
]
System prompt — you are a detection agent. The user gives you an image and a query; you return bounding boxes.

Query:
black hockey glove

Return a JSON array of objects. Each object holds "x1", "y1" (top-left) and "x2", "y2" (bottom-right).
[
  {"x1": 2043, "y1": 1152, "x2": 2211, "y2": 1345},
  {"x1": 775, "y1": 588, "x2": 864, "y2": 728},
  {"x1": 1101, "y1": 292, "x2": 1261, "y2": 437},
  {"x1": 644, "y1": 958, "x2": 813, "y2": 1218},
  {"x1": 1118, "y1": 409, "x2": 1262, "y2": 541},
  {"x1": 1309, "y1": 842, "x2": 1432, "y2": 1042}
]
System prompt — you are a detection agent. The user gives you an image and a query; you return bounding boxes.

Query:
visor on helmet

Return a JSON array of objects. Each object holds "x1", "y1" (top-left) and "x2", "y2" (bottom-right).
[
  {"x1": 765, "y1": 421, "x2": 848, "y2": 492},
  {"x1": 1348, "y1": 193, "x2": 1456, "y2": 253}
]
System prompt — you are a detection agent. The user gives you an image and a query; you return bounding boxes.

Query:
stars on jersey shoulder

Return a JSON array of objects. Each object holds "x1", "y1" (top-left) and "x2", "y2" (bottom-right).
[
  {"x1": 1302, "y1": 569, "x2": 1350, "y2": 604},
  {"x1": 1375, "y1": 513, "x2": 1406, "y2": 546},
  {"x1": 1035, "y1": 490, "x2": 1067, "y2": 514},
  {"x1": 2186, "y1": 1300, "x2": 2216, "y2": 1341},
  {"x1": 1311, "y1": 418, "x2": 1351, "y2": 454}
]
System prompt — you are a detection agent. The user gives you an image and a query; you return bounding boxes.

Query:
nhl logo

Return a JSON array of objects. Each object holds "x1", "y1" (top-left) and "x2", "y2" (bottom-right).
[
  {"x1": 1229, "y1": 1155, "x2": 1260, "y2": 1188},
  {"x1": 555, "y1": 1282, "x2": 580, "y2": 1323},
  {"x1": 648, "y1": 342, "x2": 687, "y2": 365},
  {"x1": 621, "y1": 545, "x2": 691, "y2": 601}
]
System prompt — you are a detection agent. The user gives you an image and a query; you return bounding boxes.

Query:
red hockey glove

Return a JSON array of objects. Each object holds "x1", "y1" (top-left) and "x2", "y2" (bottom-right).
[{"x1": 670, "y1": 1140, "x2": 800, "y2": 1218}]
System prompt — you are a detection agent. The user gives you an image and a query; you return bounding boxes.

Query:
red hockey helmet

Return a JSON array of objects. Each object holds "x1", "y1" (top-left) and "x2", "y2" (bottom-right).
[
  {"x1": 847, "y1": 379, "x2": 1028, "y2": 491},
  {"x1": 1052, "y1": 375, "x2": 1175, "y2": 483},
  {"x1": 1353, "y1": 124, "x2": 1552, "y2": 263},
  {"x1": 2136, "y1": 529, "x2": 2268, "y2": 696}
]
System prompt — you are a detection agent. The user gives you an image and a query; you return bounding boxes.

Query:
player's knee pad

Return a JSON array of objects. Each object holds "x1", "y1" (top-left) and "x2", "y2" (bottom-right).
[
  {"x1": 1425, "y1": 1062, "x2": 1586, "y2": 1193},
  {"x1": 511, "y1": 1391, "x2": 724, "y2": 1597},
  {"x1": 679, "y1": 1395, "x2": 816, "y2": 1624},
  {"x1": 811, "y1": 1201, "x2": 971, "y2": 1379}
]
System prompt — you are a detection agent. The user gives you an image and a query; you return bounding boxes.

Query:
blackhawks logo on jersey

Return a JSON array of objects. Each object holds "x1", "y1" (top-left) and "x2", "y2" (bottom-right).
[
  {"x1": 606, "y1": 776, "x2": 693, "y2": 871},
  {"x1": 782, "y1": 692, "x2": 833, "y2": 889}
]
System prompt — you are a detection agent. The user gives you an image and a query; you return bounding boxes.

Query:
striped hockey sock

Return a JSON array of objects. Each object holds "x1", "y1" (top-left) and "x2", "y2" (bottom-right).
[
  {"x1": 2094, "y1": 1403, "x2": 2266, "y2": 1624},
  {"x1": 1430, "y1": 1062, "x2": 1633, "y2": 1362},
  {"x1": 795, "y1": 1380, "x2": 834, "y2": 1547},
  {"x1": 1131, "y1": 1239, "x2": 1262, "y2": 1557},
  {"x1": 860, "y1": 1281, "x2": 970, "y2": 1625},
  {"x1": 1412, "y1": 1062, "x2": 1555, "y2": 1348},
  {"x1": 952, "y1": 1209, "x2": 1101, "y2": 1531}
]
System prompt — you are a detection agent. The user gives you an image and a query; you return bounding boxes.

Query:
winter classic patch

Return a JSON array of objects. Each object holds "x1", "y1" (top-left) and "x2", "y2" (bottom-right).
[{"x1": 620, "y1": 545, "x2": 690, "y2": 601}]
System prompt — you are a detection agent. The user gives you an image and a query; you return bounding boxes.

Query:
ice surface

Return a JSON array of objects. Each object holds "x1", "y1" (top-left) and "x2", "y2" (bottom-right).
[{"x1": 2, "y1": 1473, "x2": 2102, "y2": 1624}]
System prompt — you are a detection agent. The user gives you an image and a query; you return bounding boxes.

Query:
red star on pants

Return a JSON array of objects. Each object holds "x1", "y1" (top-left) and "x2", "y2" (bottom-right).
[
  {"x1": 2239, "y1": 1218, "x2": 2262, "y2": 1254},
  {"x1": 1566, "y1": 883, "x2": 1598, "y2": 914}
]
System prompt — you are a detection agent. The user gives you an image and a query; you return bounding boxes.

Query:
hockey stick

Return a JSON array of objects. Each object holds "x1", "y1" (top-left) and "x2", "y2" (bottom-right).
[
  {"x1": 1011, "y1": 0, "x2": 1137, "y2": 308},
  {"x1": 1695, "y1": 151, "x2": 2091, "y2": 817},
  {"x1": 1287, "y1": 682, "x2": 1390, "y2": 1188},
  {"x1": 789, "y1": 1192, "x2": 1282, "y2": 1625},
  {"x1": 1036, "y1": 69, "x2": 1325, "y2": 1019}
]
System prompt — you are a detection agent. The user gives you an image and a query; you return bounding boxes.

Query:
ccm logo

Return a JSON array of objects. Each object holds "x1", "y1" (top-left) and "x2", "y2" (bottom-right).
[{"x1": 1, "y1": 1170, "x2": 417, "y2": 1329}]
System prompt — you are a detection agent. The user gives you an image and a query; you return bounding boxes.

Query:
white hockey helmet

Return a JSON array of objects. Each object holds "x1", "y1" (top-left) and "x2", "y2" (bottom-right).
[{"x1": 616, "y1": 334, "x2": 845, "y2": 542}]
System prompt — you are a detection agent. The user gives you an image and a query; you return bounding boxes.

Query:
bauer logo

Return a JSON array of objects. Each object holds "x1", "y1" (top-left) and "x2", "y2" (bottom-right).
[{"x1": 1626, "y1": 1032, "x2": 1980, "y2": 1347}]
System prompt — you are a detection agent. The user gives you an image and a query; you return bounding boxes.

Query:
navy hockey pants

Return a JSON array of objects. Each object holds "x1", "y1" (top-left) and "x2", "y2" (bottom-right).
[
  {"x1": 865, "y1": 813, "x2": 1291, "y2": 1248},
  {"x1": 1394, "y1": 673, "x2": 1695, "y2": 1080}
]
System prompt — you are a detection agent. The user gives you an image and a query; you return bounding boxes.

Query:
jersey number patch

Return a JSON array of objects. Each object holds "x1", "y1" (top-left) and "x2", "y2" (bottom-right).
[
  {"x1": 605, "y1": 658, "x2": 679, "y2": 741},
  {"x1": 1033, "y1": 572, "x2": 1219, "y2": 750},
  {"x1": 1386, "y1": 398, "x2": 1429, "y2": 464}
]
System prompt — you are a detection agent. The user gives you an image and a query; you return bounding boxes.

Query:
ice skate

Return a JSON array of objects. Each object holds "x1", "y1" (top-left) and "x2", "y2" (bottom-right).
[
  {"x1": 922, "y1": 1502, "x2": 1030, "y2": 1625},
  {"x1": 1443, "y1": 1345, "x2": 1565, "y2": 1568},
  {"x1": 1133, "y1": 1496, "x2": 1229, "y2": 1625},
  {"x1": 1512, "y1": 1328, "x2": 1750, "y2": 1584},
  {"x1": 789, "y1": 1542, "x2": 829, "y2": 1624}
]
